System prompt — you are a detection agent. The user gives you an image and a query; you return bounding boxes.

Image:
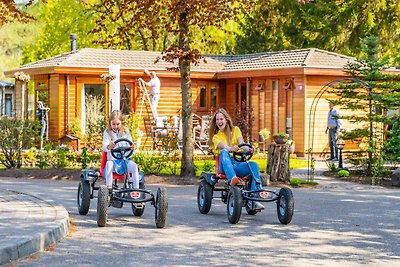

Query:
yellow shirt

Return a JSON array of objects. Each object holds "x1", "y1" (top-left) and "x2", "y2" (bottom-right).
[{"x1": 212, "y1": 126, "x2": 242, "y2": 152}]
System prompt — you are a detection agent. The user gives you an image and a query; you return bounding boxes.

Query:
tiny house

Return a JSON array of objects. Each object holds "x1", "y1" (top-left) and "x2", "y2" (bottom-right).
[{"x1": 5, "y1": 47, "x2": 374, "y2": 155}]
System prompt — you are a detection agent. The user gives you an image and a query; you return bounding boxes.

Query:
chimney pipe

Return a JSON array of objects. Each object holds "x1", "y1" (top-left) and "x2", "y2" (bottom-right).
[{"x1": 70, "y1": 33, "x2": 77, "y2": 51}]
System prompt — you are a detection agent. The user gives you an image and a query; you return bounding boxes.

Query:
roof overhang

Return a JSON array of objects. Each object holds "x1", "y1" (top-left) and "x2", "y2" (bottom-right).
[{"x1": 4, "y1": 66, "x2": 218, "y2": 80}]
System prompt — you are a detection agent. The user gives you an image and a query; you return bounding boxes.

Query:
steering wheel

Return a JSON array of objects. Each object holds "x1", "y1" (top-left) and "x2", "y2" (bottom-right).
[
  {"x1": 110, "y1": 138, "x2": 134, "y2": 160},
  {"x1": 232, "y1": 143, "x2": 254, "y2": 162}
]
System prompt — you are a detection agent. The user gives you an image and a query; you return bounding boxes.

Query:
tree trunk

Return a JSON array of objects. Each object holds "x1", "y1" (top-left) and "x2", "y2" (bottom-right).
[
  {"x1": 266, "y1": 144, "x2": 290, "y2": 183},
  {"x1": 179, "y1": 10, "x2": 195, "y2": 177}
]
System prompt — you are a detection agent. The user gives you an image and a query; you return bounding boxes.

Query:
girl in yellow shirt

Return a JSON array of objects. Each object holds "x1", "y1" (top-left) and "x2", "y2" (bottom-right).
[{"x1": 208, "y1": 108, "x2": 264, "y2": 211}]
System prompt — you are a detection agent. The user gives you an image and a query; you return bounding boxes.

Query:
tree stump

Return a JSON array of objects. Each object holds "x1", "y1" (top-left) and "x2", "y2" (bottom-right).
[{"x1": 266, "y1": 144, "x2": 290, "y2": 183}]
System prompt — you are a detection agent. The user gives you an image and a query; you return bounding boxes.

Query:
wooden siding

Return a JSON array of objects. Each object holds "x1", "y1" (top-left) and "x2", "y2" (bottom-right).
[{"x1": 21, "y1": 67, "x2": 368, "y2": 155}]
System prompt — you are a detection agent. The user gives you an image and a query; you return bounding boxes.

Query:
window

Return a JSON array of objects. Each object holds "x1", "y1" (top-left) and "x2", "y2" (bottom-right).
[
  {"x1": 200, "y1": 85, "x2": 207, "y2": 108},
  {"x1": 198, "y1": 83, "x2": 218, "y2": 110},
  {"x1": 235, "y1": 81, "x2": 247, "y2": 110},
  {"x1": 120, "y1": 84, "x2": 131, "y2": 115},
  {"x1": 210, "y1": 86, "x2": 217, "y2": 108}
]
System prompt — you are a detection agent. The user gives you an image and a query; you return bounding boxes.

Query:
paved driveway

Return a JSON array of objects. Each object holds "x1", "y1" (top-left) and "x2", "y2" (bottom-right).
[{"x1": 1, "y1": 176, "x2": 399, "y2": 267}]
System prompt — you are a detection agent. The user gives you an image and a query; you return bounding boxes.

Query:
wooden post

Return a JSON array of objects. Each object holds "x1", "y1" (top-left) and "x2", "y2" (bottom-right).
[{"x1": 266, "y1": 144, "x2": 290, "y2": 183}]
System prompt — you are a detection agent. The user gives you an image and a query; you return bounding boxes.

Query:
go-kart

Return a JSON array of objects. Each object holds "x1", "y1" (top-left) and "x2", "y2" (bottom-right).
[
  {"x1": 197, "y1": 143, "x2": 294, "y2": 224},
  {"x1": 77, "y1": 138, "x2": 168, "y2": 228}
]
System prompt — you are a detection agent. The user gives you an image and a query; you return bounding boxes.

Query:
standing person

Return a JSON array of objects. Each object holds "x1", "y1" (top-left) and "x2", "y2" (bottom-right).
[
  {"x1": 208, "y1": 108, "x2": 265, "y2": 211},
  {"x1": 102, "y1": 110, "x2": 139, "y2": 190},
  {"x1": 325, "y1": 102, "x2": 341, "y2": 160},
  {"x1": 138, "y1": 69, "x2": 160, "y2": 119}
]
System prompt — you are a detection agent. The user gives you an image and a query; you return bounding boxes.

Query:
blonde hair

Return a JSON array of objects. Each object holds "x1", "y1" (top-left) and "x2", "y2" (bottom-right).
[
  {"x1": 106, "y1": 110, "x2": 128, "y2": 139},
  {"x1": 208, "y1": 108, "x2": 234, "y2": 148}
]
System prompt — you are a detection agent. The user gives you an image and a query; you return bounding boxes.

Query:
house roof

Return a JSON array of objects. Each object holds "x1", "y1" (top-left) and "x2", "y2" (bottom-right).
[
  {"x1": 6, "y1": 48, "x2": 357, "y2": 75},
  {"x1": 0, "y1": 80, "x2": 14, "y2": 87}
]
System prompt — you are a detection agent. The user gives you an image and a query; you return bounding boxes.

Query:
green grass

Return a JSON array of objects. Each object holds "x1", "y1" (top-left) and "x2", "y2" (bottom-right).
[{"x1": 290, "y1": 178, "x2": 318, "y2": 187}]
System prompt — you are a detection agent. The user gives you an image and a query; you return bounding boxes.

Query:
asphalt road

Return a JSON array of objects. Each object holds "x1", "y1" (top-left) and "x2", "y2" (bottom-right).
[{"x1": 1, "y1": 177, "x2": 400, "y2": 267}]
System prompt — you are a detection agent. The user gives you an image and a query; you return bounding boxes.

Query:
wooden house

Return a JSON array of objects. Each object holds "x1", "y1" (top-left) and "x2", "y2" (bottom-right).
[{"x1": 5, "y1": 47, "x2": 383, "y2": 155}]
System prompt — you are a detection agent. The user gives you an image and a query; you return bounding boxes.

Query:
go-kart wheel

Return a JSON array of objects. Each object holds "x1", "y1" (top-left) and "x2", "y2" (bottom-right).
[
  {"x1": 132, "y1": 184, "x2": 146, "y2": 217},
  {"x1": 97, "y1": 185, "x2": 110, "y2": 227},
  {"x1": 232, "y1": 143, "x2": 254, "y2": 162},
  {"x1": 276, "y1": 187, "x2": 294, "y2": 224},
  {"x1": 227, "y1": 186, "x2": 242, "y2": 224},
  {"x1": 111, "y1": 138, "x2": 134, "y2": 160},
  {"x1": 77, "y1": 179, "x2": 91, "y2": 215},
  {"x1": 155, "y1": 187, "x2": 168, "y2": 228},
  {"x1": 197, "y1": 179, "x2": 213, "y2": 214}
]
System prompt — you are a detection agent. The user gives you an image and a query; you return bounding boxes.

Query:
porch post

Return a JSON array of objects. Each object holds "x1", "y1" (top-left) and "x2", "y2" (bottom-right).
[{"x1": 108, "y1": 64, "x2": 120, "y2": 112}]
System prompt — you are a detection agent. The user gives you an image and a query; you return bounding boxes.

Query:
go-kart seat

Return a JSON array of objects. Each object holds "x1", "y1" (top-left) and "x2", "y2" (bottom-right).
[
  {"x1": 99, "y1": 151, "x2": 125, "y2": 180},
  {"x1": 215, "y1": 153, "x2": 250, "y2": 183}
]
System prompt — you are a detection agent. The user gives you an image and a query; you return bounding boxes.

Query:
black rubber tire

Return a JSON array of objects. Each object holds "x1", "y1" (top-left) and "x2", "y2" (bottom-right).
[
  {"x1": 197, "y1": 179, "x2": 213, "y2": 214},
  {"x1": 132, "y1": 184, "x2": 145, "y2": 217},
  {"x1": 227, "y1": 186, "x2": 242, "y2": 224},
  {"x1": 155, "y1": 187, "x2": 168, "y2": 228},
  {"x1": 97, "y1": 185, "x2": 109, "y2": 227},
  {"x1": 77, "y1": 180, "x2": 91, "y2": 215},
  {"x1": 245, "y1": 201, "x2": 258, "y2": 215},
  {"x1": 277, "y1": 187, "x2": 294, "y2": 224}
]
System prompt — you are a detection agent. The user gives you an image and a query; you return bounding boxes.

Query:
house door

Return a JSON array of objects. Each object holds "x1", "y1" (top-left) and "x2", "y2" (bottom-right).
[
  {"x1": 81, "y1": 84, "x2": 105, "y2": 134},
  {"x1": 235, "y1": 81, "x2": 247, "y2": 110}
]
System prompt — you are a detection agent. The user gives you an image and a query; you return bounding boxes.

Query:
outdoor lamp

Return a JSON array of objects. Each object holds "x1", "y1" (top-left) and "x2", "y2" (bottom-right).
[{"x1": 336, "y1": 138, "x2": 345, "y2": 169}]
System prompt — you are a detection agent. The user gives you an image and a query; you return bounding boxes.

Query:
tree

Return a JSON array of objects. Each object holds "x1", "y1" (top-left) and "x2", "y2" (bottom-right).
[
  {"x1": 159, "y1": 0, "x2": 256, "y2": 176},
  {"x1": 21, "y1": 0, "x2": 99, "y2": 63},
  {"x1": 331, "y1": 36, "x2": 400, "y2": 184},
  {"x1": 0, "y1": 0, "x2": 36, "y2": 27},
  {"x1": 236, "y1": 0, "x2": 400, "y2": 64},
  {"x1": 85, "y1": 0, "x2": 255, "y2": 176}
]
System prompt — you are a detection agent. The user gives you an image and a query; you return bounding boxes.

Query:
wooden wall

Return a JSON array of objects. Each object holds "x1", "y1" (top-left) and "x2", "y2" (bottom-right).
[{"x1": 29, "y1": 70, "x2": 362, "y2": 155}]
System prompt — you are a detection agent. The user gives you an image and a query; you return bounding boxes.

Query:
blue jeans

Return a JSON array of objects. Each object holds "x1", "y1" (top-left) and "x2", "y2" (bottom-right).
[
  {"x1": 328, "y1": 128, "x2": 338, "y2": 159},
  {"x1": 218, "y1": 149, "x2": 262, "y2": 191}
]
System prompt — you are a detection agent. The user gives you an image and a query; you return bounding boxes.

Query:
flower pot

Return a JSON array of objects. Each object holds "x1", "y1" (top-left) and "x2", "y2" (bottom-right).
[{"x1": 273, "y1": 137, "x2": 288, "y2": 144}]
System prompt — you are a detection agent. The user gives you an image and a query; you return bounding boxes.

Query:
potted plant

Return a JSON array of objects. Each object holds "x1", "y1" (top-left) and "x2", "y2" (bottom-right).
[{"x1": 273, "y1": 132, "x2": 289, "y2": 144}]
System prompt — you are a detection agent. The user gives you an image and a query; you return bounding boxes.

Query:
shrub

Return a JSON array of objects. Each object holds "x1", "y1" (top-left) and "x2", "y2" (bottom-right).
[
  {"x1": 0, "y1": 117, "x2": 40, "y2": 168},
  {"x1": 338, "y1": 169, "x2": 350, "y2": 177}
]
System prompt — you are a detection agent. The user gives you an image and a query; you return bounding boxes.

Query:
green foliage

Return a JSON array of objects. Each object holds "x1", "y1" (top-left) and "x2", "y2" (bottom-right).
[
  {"x1": 290, "y1": 178, "x2": 318, "y2": 187},
  {"x1": 331, "y1": 36, "x2": 400, "y2": 176},
  {"x1": 132, "y1": 151, "x2": 166, "y2": 174},
  {"x1": 84, "y1": 94, "x2": 105, "y2": 151},
  {"x1": 21, "y1": 0, "x2": 99, "y2": 63},
  {"x1": 80, "y1": 147, "x2": 90, "y2": 169},
  {"x1": 383, "y1": 115, "x2": 400, "y2": 161},
  {"x1": 201, "y1": 160, "x2": 214, "y2": 173},
  {"x1": 236, "y1": 0, "x2": 400, "y2": 64},
  {"x1": 125, "y1": 112, "x2": 143, "y2": 143},
  {"x1": 54, "y1": 145, "x2": 70, "y2": 168},
  {"x1": 273, "y1": 132, "x2": 289, "y2": 138},
  {"x1": 325, "y1": 160, "x2": 337, "y2": 172},
  {"x1": 0, "y1": 117, "x2": 40, "y2": 168},
  {"x1": 338, "y1": 169, "x2": 350, "y2": 177}
]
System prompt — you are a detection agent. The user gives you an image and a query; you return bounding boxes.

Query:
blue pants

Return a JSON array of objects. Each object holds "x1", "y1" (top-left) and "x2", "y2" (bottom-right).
[
  {"x1": 218, "y1": 149, "x2": 262, "y2": 191},
  {"x1": 328, "y1": 128, "x2": 338, "y2": 159}
]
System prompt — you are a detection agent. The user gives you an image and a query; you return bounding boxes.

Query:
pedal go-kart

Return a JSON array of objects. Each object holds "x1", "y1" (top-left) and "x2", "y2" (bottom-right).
[
  {"x1": 77, "y1": 138, "x2": 168, "y2": 228},
  {"x1": 197, "y1": 143, "x2": 294, "y2": 224}
]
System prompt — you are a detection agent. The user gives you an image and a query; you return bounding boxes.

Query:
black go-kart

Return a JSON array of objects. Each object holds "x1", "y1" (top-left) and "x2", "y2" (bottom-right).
[
  {"x1": 77, "y1": 138, "x2": 168, "y2": 228},
  {"x1": 197, "y1": 143, "x2": 294, "y2": 224}
]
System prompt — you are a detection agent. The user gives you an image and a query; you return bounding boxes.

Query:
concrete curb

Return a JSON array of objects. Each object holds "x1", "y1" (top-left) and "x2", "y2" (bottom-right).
[{"x1": 0, "y1": 190, "x2": 69, "y2": 266}]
